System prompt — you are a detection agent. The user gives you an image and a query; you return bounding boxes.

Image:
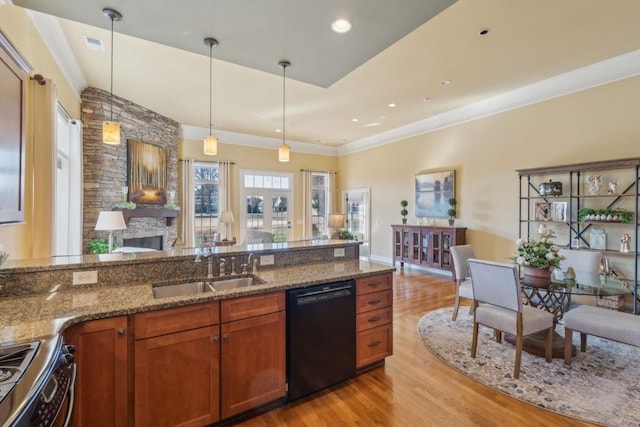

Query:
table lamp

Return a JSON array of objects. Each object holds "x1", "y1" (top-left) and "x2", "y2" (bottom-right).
[
  {"x1": 220, "y1": 210, "x2": 235, "y2": 241},
  {"x1": 95, "y1": 211, "x2": 127, "y2": 253}
]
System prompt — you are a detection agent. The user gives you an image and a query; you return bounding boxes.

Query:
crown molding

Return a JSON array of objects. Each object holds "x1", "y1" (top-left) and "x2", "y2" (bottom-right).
[
  {"x1": 339, "y1": 48, "x2": 640, "y2": 156},
  {"x1": 181, "y1": 125, "x2": 339, "y2": 157},
  {"x1": 26, "y1": 9, "x2": 86, "y2": 100}
]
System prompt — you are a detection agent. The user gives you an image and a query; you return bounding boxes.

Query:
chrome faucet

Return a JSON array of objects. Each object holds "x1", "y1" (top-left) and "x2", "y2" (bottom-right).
[
  {"x1": 230, "y1": 257, "x2": 236, "y2": 275},
  {"x1": 219, "y1": 258, "x2": 226, "y2": 277},
  {"x1": 207, "y1": 256, "x2": 214, "y2": 280},
  {"x1": 247, "y1": 253, "x2": 254, "y2": 273}
]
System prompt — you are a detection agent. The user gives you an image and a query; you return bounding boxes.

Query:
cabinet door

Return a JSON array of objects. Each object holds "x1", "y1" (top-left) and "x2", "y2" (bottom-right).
[
  {"x1": 64, "y1": 316, "x2": 128, "y2": 427},
  {"x1": 135, "y1": 326, "x2": 220, "y2": 427},
  {"x1": 220, "y1": 311, "x2": 286, "y2": 419}
]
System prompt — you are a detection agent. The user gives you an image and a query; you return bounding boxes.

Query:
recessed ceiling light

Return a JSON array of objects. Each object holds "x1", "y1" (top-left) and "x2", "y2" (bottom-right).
[
  {"x1": 479, "y1": 28, "x2": 490, "y2": 36},
  {"x1": 388, "y1": 103, "x2": 397, "y2": 108},
  {"x1": 364, "y1": 122, "x2": 381, "y2": 127},
  {"x1": 379, "y1": 115, "x2": 386, "y2": 119},
  {"x1": 275, "y1": 129, "x2": 282, "y2": 133},
  {"x1": 351, "y1": 118, "x2": 359, "y2": 122},
  {"x1": 423, "y1": 97, "x2": 432, "y2": 102},
  {"x1": 331, "y1": 19, "x2": 352, "y2": 34},
  {"x1": 439, "y1": 80, "x2": 450, "y2": 86}
]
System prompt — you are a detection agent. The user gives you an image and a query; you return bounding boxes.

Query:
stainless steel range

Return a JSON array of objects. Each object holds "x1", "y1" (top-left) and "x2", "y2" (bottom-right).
[{"x1": 0, "y1": 336, "x2": 76, "y2": 427}]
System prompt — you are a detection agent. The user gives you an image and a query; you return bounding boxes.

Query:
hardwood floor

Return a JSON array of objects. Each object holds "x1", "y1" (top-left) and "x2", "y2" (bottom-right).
[{"x1": 236, "y1": 268, "x2": 594, "y2": 427}]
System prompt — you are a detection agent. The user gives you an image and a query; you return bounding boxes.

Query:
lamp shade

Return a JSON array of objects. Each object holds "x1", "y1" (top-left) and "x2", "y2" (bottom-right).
[
  {"x1": 102, "y1": 121, "x2": 121, "y2": 145},
  {"x1": 220, "y1": 210, "x2": 235, "y2": 224},
  {"x1": 95, "y1": 211, "x2": 127, "y2": 231},
  {"x1": 328, "y1": 213, "x2": 345, "y2": 229},
  {"x1": 278, "y1": 143, "x2": 290, "y2": 162},
  {"x1": 204, "y1": 134, "x2": 218, "y2": 155}
]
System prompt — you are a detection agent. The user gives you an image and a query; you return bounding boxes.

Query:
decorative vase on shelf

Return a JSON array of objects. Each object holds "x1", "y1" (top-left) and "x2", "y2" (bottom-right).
[
  {"x1": 402, "y1": 218, "x2": 407, "y2": 224},
  {"x1": 523, "y1": 266, "x2": 552, "y2": 288}
]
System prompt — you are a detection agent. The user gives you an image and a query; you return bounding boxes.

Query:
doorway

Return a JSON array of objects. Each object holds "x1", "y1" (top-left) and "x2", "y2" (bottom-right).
[{"x1": 342, "y1": 188, "x2": 370, "y2": 259}]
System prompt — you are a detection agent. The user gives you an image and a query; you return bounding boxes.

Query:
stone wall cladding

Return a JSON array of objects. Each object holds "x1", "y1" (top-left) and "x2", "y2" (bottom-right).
[{"x1": 81, "y1": 87, "x2": 179, "y2": 253}]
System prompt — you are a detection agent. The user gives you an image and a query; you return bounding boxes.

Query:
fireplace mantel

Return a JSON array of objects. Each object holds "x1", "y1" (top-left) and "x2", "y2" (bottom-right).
[{"x1": 113, "y1": 207, "x2": 179, "y2": 226}]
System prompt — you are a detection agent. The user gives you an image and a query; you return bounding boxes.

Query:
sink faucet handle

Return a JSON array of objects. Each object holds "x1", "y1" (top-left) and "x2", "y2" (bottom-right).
[{"x1": 230, "y1": 257, "x2": 236, "y2": 275}]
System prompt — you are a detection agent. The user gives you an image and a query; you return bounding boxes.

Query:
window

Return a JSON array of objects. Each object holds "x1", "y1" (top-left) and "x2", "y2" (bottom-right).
[
  {"x1": 194, "y1": 162, "x2": 219, "y2": 245},
  {"x1": 311, "y1": 172, "x2": 329, "y2": 237}
]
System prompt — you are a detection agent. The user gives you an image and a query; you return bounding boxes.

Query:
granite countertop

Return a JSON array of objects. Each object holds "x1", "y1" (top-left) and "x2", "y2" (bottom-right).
[{"x1": 0, "y1": 260, "x2": 394, "y2": 344}]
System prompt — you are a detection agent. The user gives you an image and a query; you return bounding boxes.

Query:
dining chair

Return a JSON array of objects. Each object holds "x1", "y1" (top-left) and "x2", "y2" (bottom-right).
[
  {"x1": 558, "y1": 249, "x2": 602, "y2": 308},
  {"x1": 467, "y1": 258, "x2": 554, "y2": 379},
  {"x1": 450, "y1": 245, "x2": 475, "y2": 320}
]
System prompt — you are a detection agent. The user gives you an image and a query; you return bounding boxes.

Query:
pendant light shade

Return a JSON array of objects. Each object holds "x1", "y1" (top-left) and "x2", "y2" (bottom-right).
[
  {"x1": 204, "y1": 135, "x2": 218, "y2": 155},
  {"x1": 279, "y1": 60, "x2": 291, "y2": 162},
  {"x1": 102, "y1": 8, "x2": 122, "y2": 145},
  {"x1": 204, "y1": 37, "x2": 219, "y2": 156},
  {"x1": 102, "y1": 121, "x2": 121, "y2": 145}
]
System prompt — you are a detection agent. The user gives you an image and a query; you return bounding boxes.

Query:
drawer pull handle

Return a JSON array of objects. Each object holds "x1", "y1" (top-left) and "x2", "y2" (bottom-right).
[
  {"x1": 213, "y1": 336, "x2": 220, "y2": 342},
  {"x1": 117, "y1": 328, "x2": 126, "y2": 336},
  {"x1": 368, "y1": 316, "x2": 381, "y2": 323},
  {"x1": 368, "y1": 299, "x2": 381, "y2": 305},
  {"x1": 368, "y1": 341, "x2": 381, "y2": 348},
  {"x1": 223, "y1": 334, "x2": 229, "y2": 341},
  {"x1": 367, "y1": 281, "x2": 381, "y2": 287}
]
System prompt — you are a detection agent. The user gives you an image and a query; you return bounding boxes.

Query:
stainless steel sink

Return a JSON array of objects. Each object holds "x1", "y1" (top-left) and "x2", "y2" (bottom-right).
[
  {"x1": 210, "y1": 275, "x2": 265, "y2": 291},
  {"x1": 152, "y1": 275, "x2": 265, "y2": 298},
  {"x1": 152, "y1": 281, "x2": 214, "y2": 299}
]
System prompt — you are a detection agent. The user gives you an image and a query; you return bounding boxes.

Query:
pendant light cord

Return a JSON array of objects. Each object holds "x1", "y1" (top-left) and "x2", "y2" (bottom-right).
[
  {"x1": 282, "y1": 64, "x2": 285, "y2": 145},
  {"x1": 109, "y1": 15, "x2": 114, "y2": 121},
  {"x1": 209, "y1": 42, "x2": 213, "y2": 135}
]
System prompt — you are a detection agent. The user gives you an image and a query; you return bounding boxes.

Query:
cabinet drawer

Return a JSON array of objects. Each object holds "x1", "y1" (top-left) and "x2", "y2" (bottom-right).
[
  {"x1": 357, "y1": 289, "x2": 392, "y2": 313},
  {"x1": 135, "y1": 302, "x2": 220, "y2": 340},
  {"x1": 356, "y1": 273, "x2": 392, "y2": 295},
  {"x1": 356, "y1": 323, "x2": 393, "y2": 369},
  {"x1": 221, "y1": 291, "x2": 285, "y2": 322},
  {"x1": 356, "y1": 306, "x2": 392, "y2": 332}
]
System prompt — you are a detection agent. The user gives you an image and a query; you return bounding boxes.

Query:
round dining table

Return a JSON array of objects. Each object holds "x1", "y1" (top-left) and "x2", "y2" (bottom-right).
[{"x1": 507, "y1": 270, "x2": 633, "y2": 358}]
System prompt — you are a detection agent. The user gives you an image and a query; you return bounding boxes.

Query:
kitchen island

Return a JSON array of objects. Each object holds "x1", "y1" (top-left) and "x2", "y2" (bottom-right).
[{"x1": 0, "y1": 240, "x2": 395, "y2": 426}]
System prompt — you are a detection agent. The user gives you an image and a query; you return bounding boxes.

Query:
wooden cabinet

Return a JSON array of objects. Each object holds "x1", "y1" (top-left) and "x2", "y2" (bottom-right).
[
  {"x1": 64, "y1": 316, "x2": 129, "y2": 427},
  {"x1": 517, "y1": 158, "x2": 640, "y2": 313},
  {"x1": 356, "y1": 273, "x2": 393, "y2": 369},
  {"x1": 391, "y1": 225, "x2": 466, "y2": 273},
  {"x1": 134, "y1": 302, "x2": 220, "y2": 426},
  {"x1": 220, "y1": 291, "x2": 286, "y2": 419}
]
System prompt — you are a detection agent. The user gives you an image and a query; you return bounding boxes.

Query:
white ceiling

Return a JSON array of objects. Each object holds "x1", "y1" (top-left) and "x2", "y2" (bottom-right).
[{"x1": 9, "y1": 0, "x2": 640, "y2": 154}]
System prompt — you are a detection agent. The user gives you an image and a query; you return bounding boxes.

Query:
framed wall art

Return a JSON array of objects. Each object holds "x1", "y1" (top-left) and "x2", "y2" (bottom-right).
[
  {"x1": 535, "y1": 202, "x2": 551, "y2": 221},
  {"x1": 127, "y1": 139, "x2": 167, "y2": 204},
  {"x1": 551, "y1": 202, "x2": 567, "y2": 222},
  {"x1": 415, "y1": 170, "x2": 455, "y2": 218},
  {"x1": 589, "y1": 228, "x2": 606, "y2": 250}
]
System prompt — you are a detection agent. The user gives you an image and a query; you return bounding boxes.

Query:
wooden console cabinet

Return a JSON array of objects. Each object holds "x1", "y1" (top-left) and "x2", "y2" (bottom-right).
[{"x1": 391, "y1": 225, "x2": 466, "y2": 273}]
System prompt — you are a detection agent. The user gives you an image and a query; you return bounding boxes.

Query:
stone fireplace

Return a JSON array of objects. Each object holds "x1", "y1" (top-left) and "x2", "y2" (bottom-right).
[{"x1": 81, "y1": 87, "x2": 179, "y2": 253}]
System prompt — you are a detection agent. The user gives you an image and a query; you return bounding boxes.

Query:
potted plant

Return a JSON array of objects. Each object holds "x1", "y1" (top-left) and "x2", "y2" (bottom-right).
[
  {"x1": 89, "y1": 238, "x2": 118, "y2": 254},
  {"x1": 400, "y1": 200, "x2": 409, "y2": 224},
  {"x1": 512, "y1": 225, "x2": 565, "y2": 287},
  {"x1": 447, "y1": 197, "x2": 457, "y2": 226}
]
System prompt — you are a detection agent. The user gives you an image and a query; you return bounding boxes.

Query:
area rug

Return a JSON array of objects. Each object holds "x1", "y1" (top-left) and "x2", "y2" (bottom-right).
[{"x1": 417, "y1": 307, "x2": 640, "y2": 427}]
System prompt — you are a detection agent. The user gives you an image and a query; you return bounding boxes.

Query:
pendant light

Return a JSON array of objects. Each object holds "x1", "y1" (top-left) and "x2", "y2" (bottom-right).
[
  {"x1": 102, "y1": 8, "x2": 122, "y2": 145},
  {"x1": 278, "y1": 60, "x2": 291, "y2": 162},
  {"x1": 204, "y1": 37, "x2": 219, "y2": 155}
]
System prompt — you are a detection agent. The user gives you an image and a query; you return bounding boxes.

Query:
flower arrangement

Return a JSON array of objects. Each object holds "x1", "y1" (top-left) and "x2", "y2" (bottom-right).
[{"x1": 513, "y1": 224, "x2": 564, "y2": 270}]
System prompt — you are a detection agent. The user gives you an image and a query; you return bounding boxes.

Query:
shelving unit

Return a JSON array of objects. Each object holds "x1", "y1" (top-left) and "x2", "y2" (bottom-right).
[{"x1": 516, "y1": 158, "x2": 640, "y2": 313}]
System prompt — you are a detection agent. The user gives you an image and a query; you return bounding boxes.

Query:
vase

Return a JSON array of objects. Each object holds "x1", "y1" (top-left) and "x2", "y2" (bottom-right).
[
  {"x1": 523, "y1": 266, "x2": 552, "y2": 288},
  {"x1": 402, "y1": 218, "x2": 407, "y2": 224}
]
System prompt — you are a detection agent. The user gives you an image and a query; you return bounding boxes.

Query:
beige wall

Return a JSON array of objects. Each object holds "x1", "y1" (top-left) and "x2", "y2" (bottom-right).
[
  {"x1": 0, "y1": 6, "x2": 81, "y2": 260},
  {"x1": 338, "y1": 75, "x2": 640, "y2": 277},
  {"x1": 179, "y1": 140, "x2": 338, "y2": 240}
]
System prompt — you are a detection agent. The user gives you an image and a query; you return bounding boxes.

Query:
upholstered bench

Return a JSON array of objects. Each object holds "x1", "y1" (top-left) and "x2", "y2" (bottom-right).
[{"x1": 563, "y1": 305, "x2": 640, "y2": 365}]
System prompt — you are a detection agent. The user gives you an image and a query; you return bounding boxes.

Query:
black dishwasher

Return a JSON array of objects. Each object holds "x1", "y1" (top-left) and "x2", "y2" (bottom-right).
[{"x1": 286, "y1": 279, "x2": 356, "y2": 401}]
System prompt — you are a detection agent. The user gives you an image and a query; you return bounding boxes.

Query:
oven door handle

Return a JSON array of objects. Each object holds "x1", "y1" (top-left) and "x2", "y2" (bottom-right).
[{"x1": 63, "y1": 363, "x2": 77, "y2": 427}]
